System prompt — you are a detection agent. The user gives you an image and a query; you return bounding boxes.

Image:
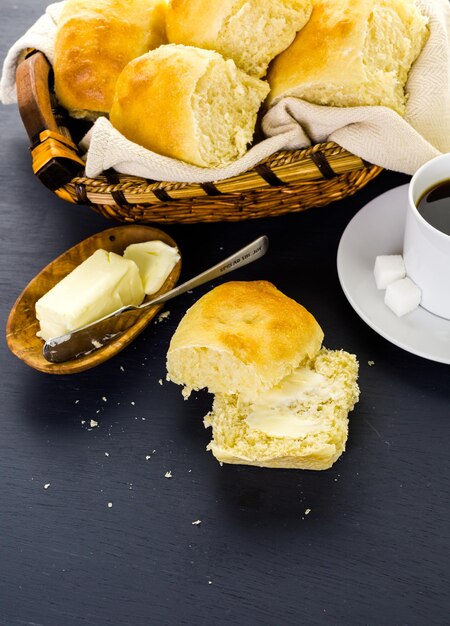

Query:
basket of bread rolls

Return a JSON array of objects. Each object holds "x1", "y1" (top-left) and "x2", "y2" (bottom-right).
[{"x1": 14, "y1": 0, "x2": 431, "y2": 223}]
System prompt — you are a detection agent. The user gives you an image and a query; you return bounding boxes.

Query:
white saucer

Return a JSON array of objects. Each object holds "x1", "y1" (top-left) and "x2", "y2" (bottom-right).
[{"x1": 337, "y1": 184, "x2": 450, "y2": 365}]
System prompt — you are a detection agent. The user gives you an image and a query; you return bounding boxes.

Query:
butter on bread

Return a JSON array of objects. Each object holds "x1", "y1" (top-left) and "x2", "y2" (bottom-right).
[
  {"x1": 166, "y1": 280, "x2": 359, "y2": 470},
  {"x1": 54, "y1": 0, "x2": 168, "y2": 119},
  {"x1": 166, "y1": 0, "x2": 313, "y2": 78},
  {"x1": 109, "y1": 45, "x2": 269, "y2": 167},
  {"x1": 205, "y1": 349, "x2": 359, "y2": 470},
  {"x1": 166, "y1": 280, "x2": 324, "y2": 400},
  {"x1": 267, "y1": 0, "x2": 429, "y2": 115}
]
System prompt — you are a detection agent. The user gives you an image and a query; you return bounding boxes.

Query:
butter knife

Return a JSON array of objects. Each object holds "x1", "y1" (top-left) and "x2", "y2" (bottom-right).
[{"x1": 43, "y1": 235, "x2": 269, "y2": 363}]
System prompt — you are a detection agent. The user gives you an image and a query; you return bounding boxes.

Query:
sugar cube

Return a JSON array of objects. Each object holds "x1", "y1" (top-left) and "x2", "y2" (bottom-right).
[
  {"x1": 373, "y1": 255, "x2": 406, "y2": 289},
  {"x1": 384, "y1": 277, "x2": 421, "y2": 317}
]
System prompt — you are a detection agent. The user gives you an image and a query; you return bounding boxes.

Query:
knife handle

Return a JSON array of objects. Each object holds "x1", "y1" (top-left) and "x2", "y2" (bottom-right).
[{"x1": 141, "y1": 235, "x2": 269, "y2": 309}]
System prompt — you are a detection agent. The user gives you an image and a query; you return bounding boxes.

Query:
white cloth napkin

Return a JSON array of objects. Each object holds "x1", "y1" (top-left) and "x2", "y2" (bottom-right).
[
  {"x1": 0, "y1": 3, "x2": 62, "y2": 105},
  {"x1": 80, "y1": 118, "x2": 302, "y2": 183},
  {"x1": 1, "y1": 0, "x2": 449, "y2": 182}
]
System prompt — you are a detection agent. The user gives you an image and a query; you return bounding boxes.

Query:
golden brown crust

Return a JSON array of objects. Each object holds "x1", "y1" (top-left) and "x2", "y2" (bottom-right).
[
  {"x1": 267, "y1": 0, "x2": 370, "y2": 104},
  {"x1": 267, "y1": 0, "x2": 428, "y2": 110},
  {"x1": 166, "y1": 0, "x2": 235, "y2": 47},
  {"x1": 168, "y1": 281, "x2": 324, "y2": 387},
  {"x1": 109, "y1": 45, "x2": 210, "y2": 165},
  {"x1": 166, "y1": 0, "x2": 313, "y2": 78},
  {"x1": 109, "y1": 44, "x2": 268, "y2": 166},
  {"x1": 54, "y1": 0, "x2": 168, "y2": 116}
]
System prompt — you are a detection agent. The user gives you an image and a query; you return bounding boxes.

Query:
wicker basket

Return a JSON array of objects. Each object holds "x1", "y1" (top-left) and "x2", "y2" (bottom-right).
[{"x1": 16, "y1": 50, "x2": 382, "y2": 224}]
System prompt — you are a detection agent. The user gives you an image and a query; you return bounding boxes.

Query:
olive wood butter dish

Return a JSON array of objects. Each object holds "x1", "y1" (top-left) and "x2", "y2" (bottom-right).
[{"x1": 6, "y1": 225, "x2": 181, "y2": 374}]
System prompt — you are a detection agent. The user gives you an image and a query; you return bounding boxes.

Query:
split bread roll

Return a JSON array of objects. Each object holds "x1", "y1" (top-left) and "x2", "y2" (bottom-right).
[
  {"x1": 109, "y1": 45, "x2": 270, "y2": 167},
  {"x1": 205, "y1": 349, "x2": 359, "y2": 470},
  {"x1": 267, "y1": 0, "x2": 429, "y2": 115},
  {"x1": 54, "y1": 0, "x2": 168, "y2": 119},
  {"x1": 166, "y1": 0, "x2": 313, "y2": 78},
  {"x1": 166, "y1": 281, "x2": 324, "y2": 400},
  {"x1": 166, "y1": 281, "x2": 359, "y2": 470}
]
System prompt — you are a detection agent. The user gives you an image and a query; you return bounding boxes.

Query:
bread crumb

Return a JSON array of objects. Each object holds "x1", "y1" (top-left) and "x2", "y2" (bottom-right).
[
  {"x1": 368, "y1": 360, "x2": 375, "y2": 366},
  {"x1": 131, "y1": 401, "x2": 135, "y2": 406},
  {"x1": 192, "y1": 520, "x2": 202, "y2": 526},
  {"x1": 304, "y1": 509, "x2": 311, "y2": 515},
  {"x1": 208, "y1": 581, "x2": 212, "y2": 585},
  {"x1": 120, "y1": 365, "x2": 125, "y2": 372},
  {"x1": 157, "y1": 310, "x2": 171, "y2": 323},
  {"x1": 90, "y1": 419, "x2": 98, "y2": 428},
  {"x1": 105, "y1": 452, "x2": 109, "y2": 457},
  {"x1": 107, "y1": 502, "x2": 113, "y2": 508},
  {"x1": 158, "y1": 379, "x2": 163, "y2": 386},
  {"x1": 44, "y1": 483, "x2": 50, "y2": 490},
  {"x1": 81, "y1": 420, "x2": 85, "y2": 425},
  {"x1": 181, "y1": 387, "x2": 191, "y2": 400},
  {"x1": 165, "y1": 471, "x2": 172, "y2": 479},
  {"x1": 75, "y1": 400, "x2": 79, "y2": 404},
  {"x1": 102, "y1": 396, "x2": 107, "y2": 402},
  {"x1": 145, "y1": 455, "x2": 152, "y2": 460}
]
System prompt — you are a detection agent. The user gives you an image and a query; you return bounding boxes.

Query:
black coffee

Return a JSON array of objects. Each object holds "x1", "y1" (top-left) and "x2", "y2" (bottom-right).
[{"x1": 417, "y1": 179, "x2": 450, "y2": 236}]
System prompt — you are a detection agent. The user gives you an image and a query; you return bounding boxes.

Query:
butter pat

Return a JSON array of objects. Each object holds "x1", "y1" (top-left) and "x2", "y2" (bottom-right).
[
  {"x1": 35, "y1": 249, "x2": 145, "y2": 340},
  {"x1": 123, "y1": 241, "x2": 180, "y2": 295}
]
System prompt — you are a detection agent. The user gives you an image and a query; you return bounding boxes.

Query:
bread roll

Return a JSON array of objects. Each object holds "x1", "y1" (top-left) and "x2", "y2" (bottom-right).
[
  {"x1": 205, "y1": 348, "x2": 359, "y2": 470},
  {"x1": 267, "y1": 0, "x2": 429, "y2": 115},
  {"x1": 54, "y1": 0, "x2": 168, "y2": 119},
  {"x1": 166, "y1": 0, "x2": 313, "y2": 78},
  {"x1": 166, "y1": 280, "x2": 359, "y2": 470},
  {"x1": 166, "y1": 281, "x2": 324, "y2": 400},
  {"x1": 109, "y1": 45, "x2": 269, "y2": 167}
]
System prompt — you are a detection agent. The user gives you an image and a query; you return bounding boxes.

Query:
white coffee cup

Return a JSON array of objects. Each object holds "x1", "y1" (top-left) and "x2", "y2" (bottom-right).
[{"x1": 403, "y1": 153, "x2": 450, "y2": 320}]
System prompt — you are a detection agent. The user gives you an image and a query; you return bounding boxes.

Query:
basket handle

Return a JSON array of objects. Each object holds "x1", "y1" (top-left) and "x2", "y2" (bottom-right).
[{"x1": 16, "y1": 50, "x2": 85, "y2": 196}]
